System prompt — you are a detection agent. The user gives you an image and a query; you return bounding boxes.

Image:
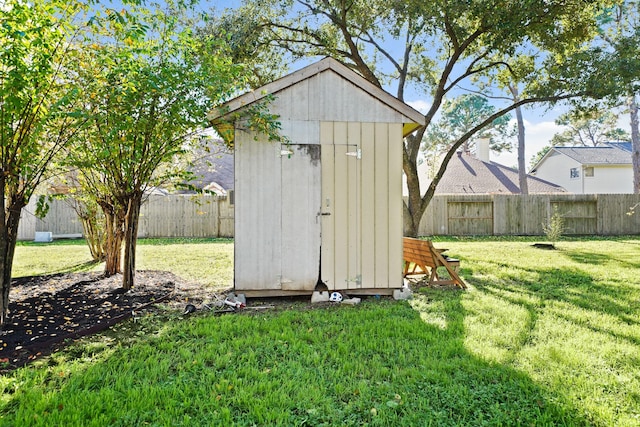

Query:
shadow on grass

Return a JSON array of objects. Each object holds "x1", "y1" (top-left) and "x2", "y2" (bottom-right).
[
  {"x1": 136, "y1": 237, "x2": 233, "y2": 246},
  {"x1": 49, "y1": 260, "x2": 102, "y2": 275},
  {"x1": 562, "y1": 248, "x2": 640, "y2": 270},
  {"x1": 474, "y1": 263, "x2": 639, "y2": 347},
  {"x1": 0, "y1": 297, "x2": 590, "y2": 426}
]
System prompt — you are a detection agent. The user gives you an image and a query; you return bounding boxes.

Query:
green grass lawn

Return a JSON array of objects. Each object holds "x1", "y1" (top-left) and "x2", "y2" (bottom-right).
[
  {"x1": 12, "y1": 238, "x2": 234, "y2": 290},
  {"x1": 2, "y1": 237, "x2": 639, "y2": 426}
]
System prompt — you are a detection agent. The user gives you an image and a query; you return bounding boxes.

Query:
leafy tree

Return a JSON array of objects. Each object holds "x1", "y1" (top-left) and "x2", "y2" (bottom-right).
[
  {"x1": 530, "y1": 145, "x2": 552, "y2": 170},
  {"x1": 463, "y1": 54, "x2": 538, "y2": 192},
  {"x1": 421, "y1": 94, "x2": 515, "y2": 159},
  {"x1": 0, "y1": 0, "x2": 90, "y2": 326},
  {"x1": 206, "y1": 0, "x2": 611, "y2": 236},
  {"x1": 551, "y1": 106, "x2": 630, "y2": 146},
  {"x1": 70, "y1": 1, "x2": 247, "y2": 290}
]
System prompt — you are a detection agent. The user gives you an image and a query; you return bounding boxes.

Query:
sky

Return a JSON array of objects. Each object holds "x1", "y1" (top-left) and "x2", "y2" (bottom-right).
[
  {"x1": 198, "y1": 0, "x2": 588, "y2": 170},
  {"x1": 192, "y1": 1, "x2": 631, "y2": 170}
]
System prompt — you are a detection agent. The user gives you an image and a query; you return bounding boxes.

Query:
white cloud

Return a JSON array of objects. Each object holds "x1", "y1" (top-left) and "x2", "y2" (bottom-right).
[{"x1": 406, "y1": 99, "x2": 430, "y2": 114}]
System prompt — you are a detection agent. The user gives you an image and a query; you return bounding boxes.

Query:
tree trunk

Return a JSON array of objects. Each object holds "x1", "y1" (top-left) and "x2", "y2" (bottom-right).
[
  {"x1": 122, "y1": 193, "x2": 142, "y2": 291},
  {"x1": 77, "y1": 202, "x2": 106, "y2": 262},
  {"x1": 629, "y1": 91, "x2": 640, "y2": 194},
  {"x1": 100, "y1": 200, "x2": 124, "y2": 276},
  {"x1": 403, "y1": 176, "x2": 424, "y2": 238},
  {"x1": 0, "y1": 193, "x2": 27, "y2": 327},
  {"x1": 82, "y1": 214, "x2": 106, "y2": 262},
  {"x1": 403, "y1": 132, "x2": 427, "y2": 237},
  {"x1": 509, "y1": 85, "x2": 529, "y2": 194}
]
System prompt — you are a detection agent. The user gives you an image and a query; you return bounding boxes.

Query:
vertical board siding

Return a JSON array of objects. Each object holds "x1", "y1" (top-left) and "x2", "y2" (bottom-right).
[
  {"x1": 360, "y1": 123, "x2": 376, "y2": 290},
  {"x1": 347, "y1": 122, "x2": 361, "y2": 289},
  {"x1": 387, "y1": 123, "x2": 404, "y2": 288},
  {"x1": 320, "y1": 121, "x2": 403, "y2": 290},
  {"x1": 331, "y1": 123, "x2": 350, "y2": 289},
  {"x1": 373, "y1": 122, "x2": 390, "y2": 288},
  {"x1": 280, "y1": 144, "x2": 322, "y2": 291},
  {"x1": 234, "y1": 135, "x2": 282, "y2": 291},
  {"x1": 320, "y1": 123, "x2": 336, "y2": 289}
]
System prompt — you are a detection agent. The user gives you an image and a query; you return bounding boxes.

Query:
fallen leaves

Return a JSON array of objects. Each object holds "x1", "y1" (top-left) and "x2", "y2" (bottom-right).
[{"x1": 1, "y1": 271, "x2": 175, "y2": 371}]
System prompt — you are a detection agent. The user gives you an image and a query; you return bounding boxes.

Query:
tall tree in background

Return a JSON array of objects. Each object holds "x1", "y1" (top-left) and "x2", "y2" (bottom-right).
[
  {"x1": 205, "y1": 0, "x2": 611, "y2": 236},
  {"x1": 421, "y1": 94, "x2": 515, "y2": 162},
  {"x1": 0, "y1": 0, "x2": 89, "y2": 326},
  {"x1": 596, "y1": 1, "x2": 640, "y2": 193},
  {"x1": 70, "y1": 1, "x2": 246, "y2": 290},
  {"x1": 510, "y1": 86, "x2": 529, "y2": 193},
  {"x1": 551, "y1": 107, "x2": 629, "y2": 146}
]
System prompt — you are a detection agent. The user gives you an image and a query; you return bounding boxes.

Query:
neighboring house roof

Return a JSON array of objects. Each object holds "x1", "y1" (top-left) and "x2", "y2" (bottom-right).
[
  {"x1": 552, "y1": 145, "x2": 632, "y2": 165},
  {"x1": 531, "y1": 143, "x2": 633, "y2": 173},
  {"x1": 609, "y1": 142, "x2": 632, "y2": 152},
  {"x1": 183, "y1": 140, "x2": 234, "y2": 194},
  {"x1": 433, "y1": 151, "x2": 566, "y2": 194},
  {"x1": 207, "y1": 57, "x2": 425, "y2": 140}
]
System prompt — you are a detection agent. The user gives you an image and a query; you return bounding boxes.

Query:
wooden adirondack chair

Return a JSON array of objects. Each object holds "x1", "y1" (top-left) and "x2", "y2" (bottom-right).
[{"x1": 403, "y1": 237, "x2": 466, "y2": 289}]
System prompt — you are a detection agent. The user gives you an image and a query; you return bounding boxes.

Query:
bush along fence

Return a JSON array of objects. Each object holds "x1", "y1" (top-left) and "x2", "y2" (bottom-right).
[{"x1": 18, "y1": 193, "x2": 640, "y2": 241}]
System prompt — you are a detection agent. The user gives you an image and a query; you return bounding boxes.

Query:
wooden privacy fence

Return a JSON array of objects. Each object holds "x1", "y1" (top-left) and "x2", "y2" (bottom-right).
[
  {"x1": 417, "y1": 194, "x2": 640, "y2": 236},
  {"x1": 17, "y1": 193, "x2": 640, "y2": 241},
  {"x1": 17, "y1": 194, "x2": 234, "y2": 241}
]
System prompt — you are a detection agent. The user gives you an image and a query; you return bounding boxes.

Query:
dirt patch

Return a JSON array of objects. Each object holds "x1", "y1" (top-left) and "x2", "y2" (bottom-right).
[{"x1": 0, "y1": 271, "x2": 223, "y2": 372}]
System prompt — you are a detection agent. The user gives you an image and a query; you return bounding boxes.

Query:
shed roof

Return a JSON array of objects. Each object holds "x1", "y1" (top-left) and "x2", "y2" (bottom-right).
[
  {"x1": 208, "y1": 57, "x2": 425, "y2": 139},
  {"x1": 433, "y1": 152, "x2": 566, "y2": 194}
]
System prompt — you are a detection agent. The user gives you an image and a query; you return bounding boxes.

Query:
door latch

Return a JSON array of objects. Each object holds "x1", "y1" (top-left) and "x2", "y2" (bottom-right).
[{"x1": 345, "y1": 148, "x2": 362, "y2": 159}]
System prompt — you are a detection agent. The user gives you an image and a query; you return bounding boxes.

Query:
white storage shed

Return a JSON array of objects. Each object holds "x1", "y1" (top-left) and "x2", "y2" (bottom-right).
[{"x1": 208, "y1": 58, "x2": 424, "y2": 296}]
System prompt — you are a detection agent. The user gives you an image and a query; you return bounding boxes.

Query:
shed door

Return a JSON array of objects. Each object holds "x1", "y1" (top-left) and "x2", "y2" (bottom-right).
[
  {"x1": 320, "y1": 144, "x2": 361, "y2": 290},
  {"x1": 280, "y1": 144, "x2": 322, "y2": 290},
  {"x1": 234, "y1": 142, "x2": 321, "y2": 292}
]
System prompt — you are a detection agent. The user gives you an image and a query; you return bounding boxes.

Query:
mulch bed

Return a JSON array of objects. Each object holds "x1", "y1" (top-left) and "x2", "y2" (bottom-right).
[{"x1": 0, "y1": 271, "x2": 215, "y2": 372}]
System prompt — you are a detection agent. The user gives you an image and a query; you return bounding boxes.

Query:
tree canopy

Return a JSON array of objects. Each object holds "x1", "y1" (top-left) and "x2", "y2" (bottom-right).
[
  {"x1": 204, "y1": 0, "x2": 615, "y2": 235},
  {"x1": 592, "y1": 1, "x2": 640, "y2": 192},
  {"x1": 0, "y1": 0, "x2": 90, "y2": 325},
  {"x1": 68, "y1": 0, "x2": 247, "y2": 290},
  {"x1": 421, "y1": 94, "x2": 515, "y2": 159},
  {"x1": 551, "y1": 107, "x2": 630, "y2": 147}
]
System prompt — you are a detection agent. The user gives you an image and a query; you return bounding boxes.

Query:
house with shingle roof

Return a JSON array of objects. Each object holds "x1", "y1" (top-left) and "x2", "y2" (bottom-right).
[
  {"x1": 530, "y1": 143, "x2": 633, "y2": 194},
  {"x1": 403, "y1": 139, "x2": 565, "y2": 195},
  {"x1": 434, "y1": 151, "x2": 565, "y2": 194},
  {"x1": 179, "y1": 139, "x2": 234, "y2": 196}
]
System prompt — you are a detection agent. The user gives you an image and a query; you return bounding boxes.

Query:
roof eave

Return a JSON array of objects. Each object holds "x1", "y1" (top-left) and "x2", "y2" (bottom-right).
[{"x1": 207, "y1": 57, "x2": 425, "y2": 130}]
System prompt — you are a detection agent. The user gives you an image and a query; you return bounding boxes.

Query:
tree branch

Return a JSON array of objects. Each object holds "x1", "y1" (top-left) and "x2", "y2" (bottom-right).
[{"x1": 421, "y1": 93, "x2": 579, "y2": 211}]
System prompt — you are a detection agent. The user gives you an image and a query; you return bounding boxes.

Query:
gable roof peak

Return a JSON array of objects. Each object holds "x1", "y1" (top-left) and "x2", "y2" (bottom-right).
[{"x1": 207, "y1": 57, "x2": 425, "y2": 140}]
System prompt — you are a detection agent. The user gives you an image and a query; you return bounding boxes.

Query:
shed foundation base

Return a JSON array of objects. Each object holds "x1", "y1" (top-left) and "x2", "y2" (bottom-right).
[{"x1": 237, "y1": 288, "x2": 399, "y2": 298}]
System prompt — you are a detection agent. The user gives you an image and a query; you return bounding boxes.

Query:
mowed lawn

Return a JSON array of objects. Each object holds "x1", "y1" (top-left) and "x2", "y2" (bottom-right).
[{"x1": 1, "y1": 237, "x2": 639, "y2": 426}]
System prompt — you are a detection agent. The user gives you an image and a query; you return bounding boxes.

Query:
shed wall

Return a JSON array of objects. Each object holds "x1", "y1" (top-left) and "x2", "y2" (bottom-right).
[
  {"x1": 231, "y1": 66, "x2": 416, "y2": 294},
  {"x1": 234, "y1": 134, "x2": 282, "y2": 291},
  {"x1": 270, "y1": 71, "x2": 409, "y2": 125}
]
